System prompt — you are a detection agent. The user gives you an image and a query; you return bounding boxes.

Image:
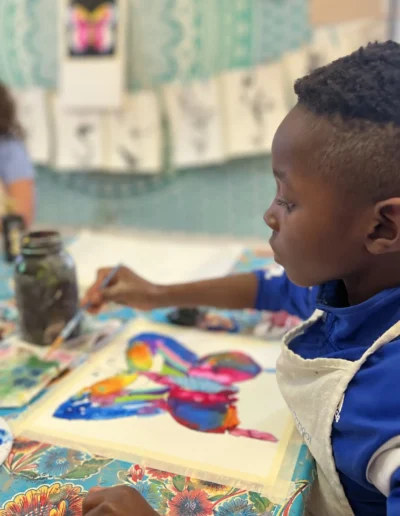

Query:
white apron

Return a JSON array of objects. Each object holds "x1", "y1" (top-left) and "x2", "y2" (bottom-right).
[{"x1": 277, "y1": 310, "x2": 400, "y2": 516}]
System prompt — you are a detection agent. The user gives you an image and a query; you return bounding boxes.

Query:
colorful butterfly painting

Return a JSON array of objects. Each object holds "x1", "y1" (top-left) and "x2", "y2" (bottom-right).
[
  {"x1": 55, "y1": 333, "x2": 278, "y2": 442},
  {"x1": 67, "y1": 0, "x2": 118, "y2": 57}
]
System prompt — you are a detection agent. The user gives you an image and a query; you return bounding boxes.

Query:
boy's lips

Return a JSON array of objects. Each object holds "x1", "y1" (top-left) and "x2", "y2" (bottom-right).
[{"x1": 269, "y1": 239, "x2": 281, "y2": 264}]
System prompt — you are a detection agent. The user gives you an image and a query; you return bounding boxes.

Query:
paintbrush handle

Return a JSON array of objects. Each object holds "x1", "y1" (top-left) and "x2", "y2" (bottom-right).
[
  {"x1": 99, "y1": 263, "x2": 122, "y2": 290},
  {"x1": 60, "y1": 310, "x2": 85, "y2": 340}
]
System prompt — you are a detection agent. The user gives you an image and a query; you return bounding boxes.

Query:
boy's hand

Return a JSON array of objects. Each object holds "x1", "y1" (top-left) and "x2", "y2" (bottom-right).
[
  {"x1": 83, "y1": 486, "x2": 159, "y2": 516},
  {"x1": 82, "y1": 266, "x2": 161, "y2": 312}
]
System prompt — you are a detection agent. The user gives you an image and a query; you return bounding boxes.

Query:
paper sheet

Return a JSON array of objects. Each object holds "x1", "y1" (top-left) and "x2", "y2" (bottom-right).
[
  {"x1": 164, "y1": 79, "x2": 226, "y2": 167},
  {"x1": 15, "y1": 319, "x2": 294, "y2": 498},
  {"x1": 67, "y1": 231, "x2": 244, "y2": 290},
  {"x1": 52, "y1": 97, "x2": 105, "y2": 170},
  {"x1": 282, "y1": 47, "x2": 311, "y2": 107},
  {"x1": 13, "y1": 89, "x2": 50, "y2": 165},
  {"x1": 59, "y1": 0, "x2": 127, "y2": 109},
  {"x1": 221, "y1": 63, "x2": 288, "y2": 158},
  {"x1": 104, "y1": 91, "x2": 162, "y2": 173}
]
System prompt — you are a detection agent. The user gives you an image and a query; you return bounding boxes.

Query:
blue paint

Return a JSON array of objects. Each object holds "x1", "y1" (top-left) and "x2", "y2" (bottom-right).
[
  {"x1": 129, "y1": 333, "x2": 199, "y2": 366},
  {"x1": 0, "y1": 427, "x2": 11, "y2": 446}
]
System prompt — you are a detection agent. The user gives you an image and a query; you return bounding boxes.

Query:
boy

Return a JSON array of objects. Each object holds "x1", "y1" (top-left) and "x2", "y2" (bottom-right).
[{"x1": 82, "y1": 41, "x2": 400, "y2": 516}]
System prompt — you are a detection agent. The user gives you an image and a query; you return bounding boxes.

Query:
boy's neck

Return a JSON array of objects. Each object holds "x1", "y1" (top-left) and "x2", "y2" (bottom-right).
[{"x1": 344, "y1": 254, "x2": 400, "y2": 305}]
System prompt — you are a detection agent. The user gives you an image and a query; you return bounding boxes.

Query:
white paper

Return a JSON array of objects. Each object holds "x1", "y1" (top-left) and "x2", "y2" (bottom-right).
[
  {"x1": 221, "y1": 63, "x2": 288, "y2": 157},
  {"x1": 52, "y1": 97, "x2": 105, "y2": 170},
  {"x1": 309, "y1": 27, "x2": 345, "y2": 70},
  {"x1": 164, "y1": 79, "x2": 226, "y2": 167},
  {"x1": 105, "y1": 91, "x2": 162, "y2": 173},
  {"x1": 13, "y1": 89, "x2": 50, "y2": 165},
  {"x1": 337, "y1": 18, "x2": 387, "y2": 55},
  {"x1": 20, "y1": 320, "x2": 291, "y2": 491},
  {"x1": 282, "y1": 46, "x2": 312, "y2": 107},
  {"x1": 67, "y1": 230, "x2": 244, "y2": 290},
  {"x1": 59, "y1": 0, "x2": 127, "y2": 109}
]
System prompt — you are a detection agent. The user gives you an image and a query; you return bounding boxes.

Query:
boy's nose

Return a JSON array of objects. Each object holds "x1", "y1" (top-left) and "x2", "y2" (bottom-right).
[{"x1": 263, "y1": 208, "x2": 279, "y2": 231}]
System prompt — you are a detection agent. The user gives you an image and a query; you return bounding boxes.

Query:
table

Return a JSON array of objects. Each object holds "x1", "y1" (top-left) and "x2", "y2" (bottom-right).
[{"x1": 0, "y1": 248, "x2": 315, "y2": 516}]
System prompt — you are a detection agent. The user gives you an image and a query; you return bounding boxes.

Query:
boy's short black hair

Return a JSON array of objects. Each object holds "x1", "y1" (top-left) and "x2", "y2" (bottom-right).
[{"x1": 294, "y1": 41, "x2": 400, "y2": 202}]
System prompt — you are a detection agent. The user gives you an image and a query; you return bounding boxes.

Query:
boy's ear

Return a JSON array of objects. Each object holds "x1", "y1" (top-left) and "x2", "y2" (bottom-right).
[{"x1": 366, "y1": 198, "x2": 400, "y2": 254}]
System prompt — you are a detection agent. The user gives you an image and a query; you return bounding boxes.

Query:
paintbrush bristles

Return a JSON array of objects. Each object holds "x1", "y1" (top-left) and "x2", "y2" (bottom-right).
[{"x1": 45, "y1": 335, "x2": 64, "y2": 359}]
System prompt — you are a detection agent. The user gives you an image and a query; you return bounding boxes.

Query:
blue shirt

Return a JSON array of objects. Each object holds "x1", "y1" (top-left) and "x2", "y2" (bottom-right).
[
  {"x1": 255, "y1": 269, "x2": 400, "y2": 516},
  {"x1": 0, "y1": 138, "x2": 34, "y2": 185}
]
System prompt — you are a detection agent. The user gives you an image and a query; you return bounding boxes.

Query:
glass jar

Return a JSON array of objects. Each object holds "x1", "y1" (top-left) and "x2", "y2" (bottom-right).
[{"x1": 14, "y1": 231, "x2": 80, "y2": 346}]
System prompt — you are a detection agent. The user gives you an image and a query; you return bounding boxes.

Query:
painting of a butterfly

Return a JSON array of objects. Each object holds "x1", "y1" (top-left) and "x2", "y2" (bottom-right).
[
  {"x1": 67, "y1": 0, "x2": 118, "y2": 57},
  {"x1": 54, "y1": 333, "x2": 278, "y2": 443}
]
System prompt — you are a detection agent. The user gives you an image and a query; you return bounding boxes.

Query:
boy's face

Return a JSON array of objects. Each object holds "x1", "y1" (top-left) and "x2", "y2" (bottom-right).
[{"x1": 265, "y1": 106, "x2": 373, "y2": 287}]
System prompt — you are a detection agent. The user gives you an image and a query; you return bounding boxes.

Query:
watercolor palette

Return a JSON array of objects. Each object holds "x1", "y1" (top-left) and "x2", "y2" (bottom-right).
[{"x1": 0, "y1": 340, "x2": 76, "y2": 408}]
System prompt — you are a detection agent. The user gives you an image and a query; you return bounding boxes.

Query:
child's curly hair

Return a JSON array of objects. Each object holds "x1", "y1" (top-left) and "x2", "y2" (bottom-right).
[
  {"x1": 294, "y1": 41, "x2": 400, "y2": 203},
  {"x1": 0, "y1": 82, "x2": 24, "y2": 139}
]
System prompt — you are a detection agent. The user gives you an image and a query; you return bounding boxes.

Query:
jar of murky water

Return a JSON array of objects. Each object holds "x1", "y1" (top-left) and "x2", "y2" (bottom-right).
[{"x1": 14, "y1": 231, "x2": 80, "y2": 346}]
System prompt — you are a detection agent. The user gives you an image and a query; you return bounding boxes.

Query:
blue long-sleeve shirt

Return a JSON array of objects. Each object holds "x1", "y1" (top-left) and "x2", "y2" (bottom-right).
[{"x1": 254, "y1": 268, "x2": 400, "y2": 516}]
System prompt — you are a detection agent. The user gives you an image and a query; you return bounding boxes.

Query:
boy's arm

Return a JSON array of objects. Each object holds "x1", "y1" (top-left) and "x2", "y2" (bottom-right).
[
  {"x1": 84, "y1": 266, "x2": 315, "y2": 319},
  {"x1": 253, "y1": 268, "x2": 316, "y2": 319},
  {"x1": 370, "y1": 453, "x2": 400, "y2": 516}
]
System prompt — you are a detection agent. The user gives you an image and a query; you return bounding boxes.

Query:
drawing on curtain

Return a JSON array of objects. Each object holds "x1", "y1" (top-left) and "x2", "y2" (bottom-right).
[
  {"x1": 106, "y1": 92, "x2": 162, "y2": 173},
  {"x1": 239, "y1": 72, "x2": 274, "y2": 148},
  {"x1": 164, "y1": 80, "x2": 225, "y2": 167}
]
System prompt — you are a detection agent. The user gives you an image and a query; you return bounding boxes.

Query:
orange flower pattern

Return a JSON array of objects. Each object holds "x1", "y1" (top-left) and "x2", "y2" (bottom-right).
[{"x1": 0, "y1": 483, "x2": 84, "y2": 516}]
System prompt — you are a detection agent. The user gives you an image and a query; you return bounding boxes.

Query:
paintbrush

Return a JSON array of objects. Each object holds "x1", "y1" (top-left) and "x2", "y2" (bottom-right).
[{"x1": 45, "y1": 263, "x2": 122, "y2": 358}]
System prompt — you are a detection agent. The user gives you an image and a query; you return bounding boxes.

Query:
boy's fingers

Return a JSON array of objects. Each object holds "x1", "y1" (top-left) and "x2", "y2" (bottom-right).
[
  {"x1": 96, "y1": 268, "x2": 112, "y2": 281},
  {"x1": 82, "y1": 490, "x2": 105, "y2": 515},
  {"x1": 100, "y1": 285, "x2": 121, "y2": 303}
]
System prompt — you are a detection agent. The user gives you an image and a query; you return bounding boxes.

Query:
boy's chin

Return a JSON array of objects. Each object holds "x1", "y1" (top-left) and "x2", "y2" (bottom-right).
[{"x1": 285, "y1": 268, "x2": 317, "y2": 288}]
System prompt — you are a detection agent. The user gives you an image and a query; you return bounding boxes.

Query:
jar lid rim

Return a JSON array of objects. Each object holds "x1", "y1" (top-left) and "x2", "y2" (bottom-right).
[
  {"x1": 22, "y1": 231, "x2": 61, "y2": 247},
  {"x1": 21, "y1": 231, "x2": 62, "y2": 255}
]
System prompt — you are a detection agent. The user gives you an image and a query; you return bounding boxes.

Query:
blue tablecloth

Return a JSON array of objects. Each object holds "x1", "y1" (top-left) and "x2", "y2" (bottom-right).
[{"x1": 0, "y1": 248, "x2": 314, "y2": 515}]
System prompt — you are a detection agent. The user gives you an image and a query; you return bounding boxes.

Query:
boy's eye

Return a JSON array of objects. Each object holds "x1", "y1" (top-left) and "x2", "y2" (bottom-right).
[{"x1": 275, "y1": 198, "x2": 295, "y2": 213}]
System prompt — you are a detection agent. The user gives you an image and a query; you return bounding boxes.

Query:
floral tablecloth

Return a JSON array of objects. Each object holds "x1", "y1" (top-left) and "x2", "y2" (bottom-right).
[{"x1": 0, "y1": 248, "x2": 314, "y2": 516}]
